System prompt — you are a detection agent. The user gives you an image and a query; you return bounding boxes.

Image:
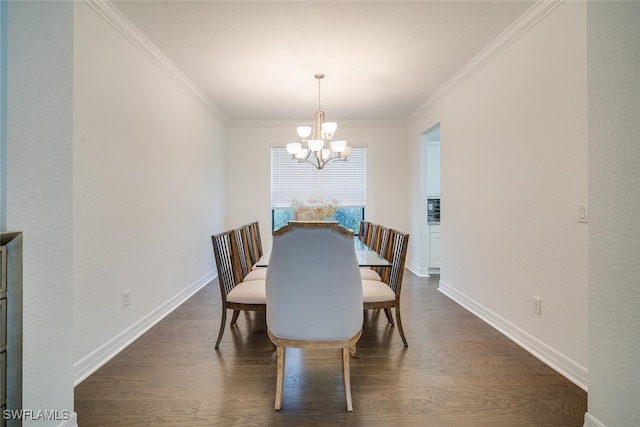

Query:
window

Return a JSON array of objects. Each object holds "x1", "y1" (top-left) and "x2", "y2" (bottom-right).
[{"x1": 271, "y1": 146, "x2": 366, "y2": 232}]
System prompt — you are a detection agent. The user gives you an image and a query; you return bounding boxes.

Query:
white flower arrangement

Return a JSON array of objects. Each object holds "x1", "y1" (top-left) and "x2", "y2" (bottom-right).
[{"x1": 291, "y1": 198, "x2": 340, "y2": 221}]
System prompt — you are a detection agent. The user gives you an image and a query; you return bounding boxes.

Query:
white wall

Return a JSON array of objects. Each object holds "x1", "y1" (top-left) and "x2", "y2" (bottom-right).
[
  {"x1": 227, "y1": 122, "x2": 406, "y2": 252},
  {"x1": 6, "y1": 1, "x2": 76, "y2": 425},
  {"x1": 406, "y1": 1, "x2": 588, "y2": 388},
  {"x1": 586, "y1": 2, "x2": 640, "y2": 426},
  {"x1": 72, "y1": 1, "x2": 227, "y2": 378}
]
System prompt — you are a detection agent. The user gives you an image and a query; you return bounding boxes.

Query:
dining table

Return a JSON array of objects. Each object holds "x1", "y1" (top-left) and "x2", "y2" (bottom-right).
[{"x1": 254, "y1": 237, "x2": 392, "y2": 268}]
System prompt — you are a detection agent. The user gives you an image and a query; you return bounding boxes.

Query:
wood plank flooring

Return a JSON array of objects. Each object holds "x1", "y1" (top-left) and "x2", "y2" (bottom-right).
[{"x1": 74, "y1": 272, "x2": 587, "y2": 426}]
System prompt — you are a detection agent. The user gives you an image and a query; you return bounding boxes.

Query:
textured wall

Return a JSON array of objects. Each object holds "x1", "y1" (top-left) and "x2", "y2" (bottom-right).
[
  {"x1": 586, "y1": 2, "x2": 640, "y2": 426},
  {"x1": 6, "y1": 1, "x2": 76, "y2": 424}
]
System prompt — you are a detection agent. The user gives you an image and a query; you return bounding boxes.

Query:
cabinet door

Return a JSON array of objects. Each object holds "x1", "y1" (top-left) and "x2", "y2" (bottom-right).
[{"x1": 429, "y1": 232, "x2": 441, "y2": 268}]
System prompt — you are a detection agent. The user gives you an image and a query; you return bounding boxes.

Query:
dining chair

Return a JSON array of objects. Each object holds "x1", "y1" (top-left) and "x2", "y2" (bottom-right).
[
  {"x1": 365, "y1": 223, "x2": 379, "y2": 248},
  {"x1": 247, "y1": 221, "x2": 264, "y2": 264},
  {"x1": 358, "y1": 220, "x2": 369, "y2": 243},
  {"x1": 360, "y1": 226, "x2": 391, "y2": 281},
  {"x1": 362, "y1": 230, "x2": 410, "y2": 347},
  {"x1": 211, "y1": 230, "x2": 266, "y2": 349},
  {"x1": 265, "y1": 221, "x2": 363, "y2": 411},
  {"x1": 234, "y1": 225, "x2": 267, "y2": 282},
  {"x1": 232, "y1": 227, "x2": 251, "y2": 277}
]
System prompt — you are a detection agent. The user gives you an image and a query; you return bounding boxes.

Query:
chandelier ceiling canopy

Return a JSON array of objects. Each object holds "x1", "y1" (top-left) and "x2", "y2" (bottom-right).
[{"x1": 286, "y1": 74, "x2": 351, "y2": 170}]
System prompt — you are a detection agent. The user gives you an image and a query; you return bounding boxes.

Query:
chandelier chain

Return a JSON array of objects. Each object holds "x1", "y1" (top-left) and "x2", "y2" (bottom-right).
[{"x1": 315, "y1": 73, "x2": 324, "y2": 112}]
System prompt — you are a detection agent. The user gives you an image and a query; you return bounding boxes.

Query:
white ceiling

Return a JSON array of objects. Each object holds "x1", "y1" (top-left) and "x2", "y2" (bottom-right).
[{"x1": 112, "y1": 1, "x2": 535, "y2": 123}]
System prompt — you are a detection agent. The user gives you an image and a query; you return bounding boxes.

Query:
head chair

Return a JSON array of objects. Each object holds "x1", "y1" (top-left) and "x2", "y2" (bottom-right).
[{"x1": 266, "y1": 221, "x2": 363, "y2": 411}]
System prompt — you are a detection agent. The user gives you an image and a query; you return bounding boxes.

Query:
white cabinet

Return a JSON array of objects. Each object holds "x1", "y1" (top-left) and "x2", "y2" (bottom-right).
[
  {"x1": 429, "y1": 224, "x2": 440, "y2": 269},
  {"x1": 427, "y1": 143, "x2": 440, "y2": 197}
]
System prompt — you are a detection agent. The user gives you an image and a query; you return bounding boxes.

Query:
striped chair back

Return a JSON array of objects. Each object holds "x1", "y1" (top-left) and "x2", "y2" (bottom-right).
[
  {"x1": 382, "y1": 230, "x2": 409, "y2": 295},
  {"x1": 365, "y1": 223, "x2": 379, "y2": 247},
  {"x1": 358, "y1": 221, "x2": 369, "y2": 242},
  {"x1": 374, "y1": 226, "x2": 392, "y2": 277},
  {"x1": 211, "y1": 230, "x2": 242, "y2": 297},
  {"x1": 250, "y1": 221, "x2": 263, "y2": 259},
  {"x1": 233, "y1": 227, "x2": 253, "y2": 279}
]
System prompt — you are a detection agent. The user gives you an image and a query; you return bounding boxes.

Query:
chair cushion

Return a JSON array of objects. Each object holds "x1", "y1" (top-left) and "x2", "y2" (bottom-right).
[
  {"x1": 360, "y1": 267, "x2": 381, "y2": 281},
  {"x1": 244, "y1": 268, "x2": 268, "y2": 281},
  {"x1": 227, "y1": 280, "x2": 266, "y2": 304},
  {"x1": 362, "y1": 280, "x2": 395, "y2": 303}
]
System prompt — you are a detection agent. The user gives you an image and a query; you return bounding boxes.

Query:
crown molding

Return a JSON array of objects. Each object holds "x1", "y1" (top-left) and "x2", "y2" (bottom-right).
[
  {"x1": 406, "y1": 0, "x2": 566, "y2": 124},
  {"x1": 228, "y1": 120, "x2": 406, "y2": 128},
  {"x1": 83, "y1": 0, "x2": 228, "y2": 123}
]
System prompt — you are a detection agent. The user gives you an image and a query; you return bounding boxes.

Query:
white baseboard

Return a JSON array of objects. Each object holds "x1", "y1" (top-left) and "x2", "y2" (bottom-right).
[
  {"x1": 406, "y1": 261, "x2": 440, "y2": 277},
  {"x1": 406, "y1": 261, "x2": 430, "y2": 277},
  {"x1": 438, "y1": 280, "x2": 588, "y2": 391},
  {"x1": 73, "y1": 270, "x2": 216, "y2": 385},
  {"x1": 583, "y1": 413, "x2": 606, "y2": 427}
]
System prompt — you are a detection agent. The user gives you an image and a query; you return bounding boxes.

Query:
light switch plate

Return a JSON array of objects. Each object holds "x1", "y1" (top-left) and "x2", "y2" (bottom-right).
[{"x1": 577, "y1": 204, "x2": 588, "y2": 223}]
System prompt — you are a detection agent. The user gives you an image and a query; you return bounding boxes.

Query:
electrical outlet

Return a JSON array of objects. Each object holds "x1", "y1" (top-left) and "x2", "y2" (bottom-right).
[
  {"x1": 533, "y1": 296, "x2": 542, "y2": 315},
  {"x1": 123, "y1": 290, "x2": 131, "y2": 307}
]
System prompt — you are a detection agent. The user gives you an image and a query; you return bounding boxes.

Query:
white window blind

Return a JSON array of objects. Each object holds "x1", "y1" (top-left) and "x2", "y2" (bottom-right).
[{"x1": 271, "y1": 146, "x2": 366, "y2": 209}]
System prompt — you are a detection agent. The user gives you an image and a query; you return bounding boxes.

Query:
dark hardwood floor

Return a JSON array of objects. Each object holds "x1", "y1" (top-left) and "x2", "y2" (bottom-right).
[{"x1": 74, "y1": 272, "x2": 587, "y2": 426}]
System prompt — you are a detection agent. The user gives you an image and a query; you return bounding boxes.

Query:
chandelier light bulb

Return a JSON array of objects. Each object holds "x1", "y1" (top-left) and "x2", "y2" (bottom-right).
[
  {"x1": 295, "y1": 148, "x2": 308, "y2": 159},
  {"x1": 340, "y1": 146, "x2": 352, "y2": 158},
  {"x1": 296, "y1": 126, "x2": 312, "y2": 138},
  {"x1": 330, "y1": 140, "x2": 347, "y2": 153},
  {"x1": 322, "y1": 122, "x2": 337, "y2": 139},
  {"x1": 286, "y1": 142, "x2": 302, "y2": 155},
  {"x1": 308, "y1": 139, "x2": 324, "y2": 152}
]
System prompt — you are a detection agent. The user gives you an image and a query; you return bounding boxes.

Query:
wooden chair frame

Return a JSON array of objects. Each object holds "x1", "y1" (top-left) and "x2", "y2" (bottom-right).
[
  {"x1": 211, "y1": 229, "x2": 265, "y2": 349},
  {"x1": 358, "y1": 220, "x2": 369, "y2": 242},
  {"x1": 246, "y1": 221, "x2": 263, "y2": 266},
  {"x1": 268, "y1": 329, "x2": 362, "y2": 412},
  {"x1": 364, "y1": 230, "x2": 410, "y2": 347}
]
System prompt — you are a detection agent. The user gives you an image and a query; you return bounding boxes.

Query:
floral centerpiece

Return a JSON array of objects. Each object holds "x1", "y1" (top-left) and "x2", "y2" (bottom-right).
[{"x1": 291, "y1": 198, "x2": 340, "y2": 221}]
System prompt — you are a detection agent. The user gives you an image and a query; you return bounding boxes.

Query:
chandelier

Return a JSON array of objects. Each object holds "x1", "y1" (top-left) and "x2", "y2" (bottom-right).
[{"x1": 286, "y1": 74, "x2": 351, "y2": 169}]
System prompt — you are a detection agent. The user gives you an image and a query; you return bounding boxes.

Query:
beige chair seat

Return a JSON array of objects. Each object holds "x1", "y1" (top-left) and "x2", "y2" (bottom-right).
[
  {"x1": 244, "y1": 268, "x2": 268, "y2": 281},
  {"x1": 360, "y1": 267, "x2": 381, "y2": 281},
  {"x1": 227, "y1": 280, "x2": 266, "y2": 304},
  {"x1": 362, "y1": 280, "x2": 396, "y2": 303}
]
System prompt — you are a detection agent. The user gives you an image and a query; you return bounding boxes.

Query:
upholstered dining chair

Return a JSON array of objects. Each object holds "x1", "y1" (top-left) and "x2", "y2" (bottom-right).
[
  {"x1": 362, "y1": 230, "x2": 410, "y2": 347},
  {"x1": 265, "y1": 221, "x2": 363, "y2": 411},
  {"x1": 211, "y1": 230, "x2": 266, "y2": 349}
]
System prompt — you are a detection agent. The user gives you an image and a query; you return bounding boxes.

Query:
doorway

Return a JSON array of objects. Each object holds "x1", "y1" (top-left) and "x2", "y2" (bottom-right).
[{"x1": 420, "y1": 124, "x2": 440, "y2": 276}]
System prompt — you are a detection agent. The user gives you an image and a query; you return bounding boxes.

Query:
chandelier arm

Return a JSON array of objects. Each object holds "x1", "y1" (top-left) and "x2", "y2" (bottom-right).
[
  {"x1": 322, "y1": 155, "x2": 348, "y2": 167},
  {"x1": 298, "y1": 156, "x2": 322, "y2": 169},
  {"x1": 300, "y1": 149, "x2": 313, "y2": 163}
]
